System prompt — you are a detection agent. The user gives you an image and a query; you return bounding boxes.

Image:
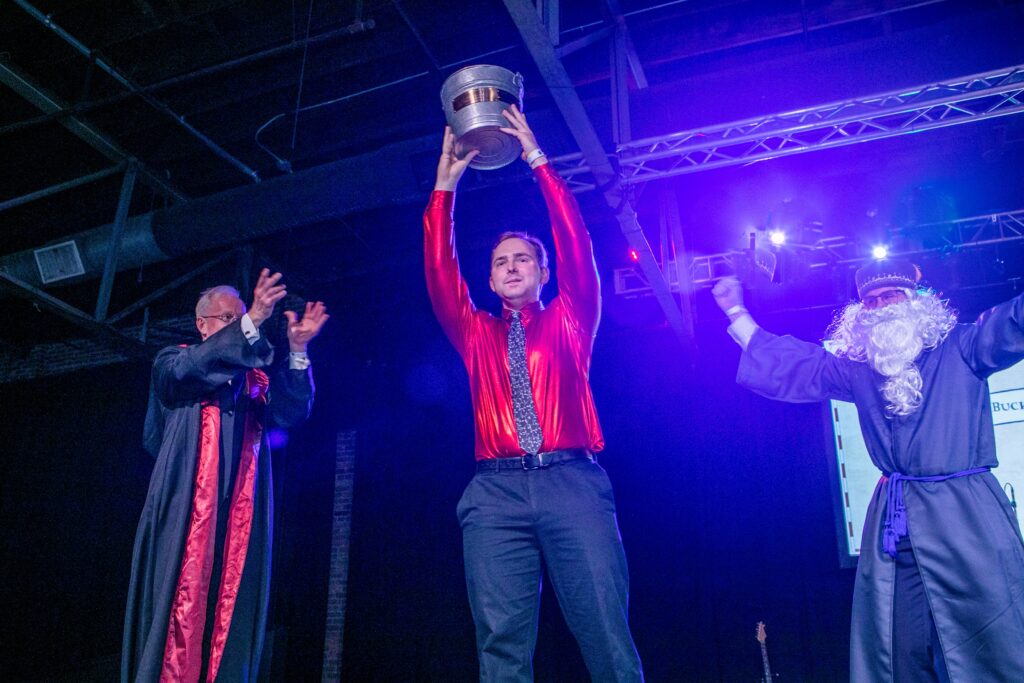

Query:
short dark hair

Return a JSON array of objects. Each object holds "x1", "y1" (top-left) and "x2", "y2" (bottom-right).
[{"x1": 491, "y1": 231, "x2": 549, "y2": 268}]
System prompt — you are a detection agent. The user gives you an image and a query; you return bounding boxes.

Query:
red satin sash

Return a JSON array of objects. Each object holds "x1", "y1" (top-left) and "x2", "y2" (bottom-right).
[{"x1": 160, "y1": 369, "x2": 269, "y2": 683}]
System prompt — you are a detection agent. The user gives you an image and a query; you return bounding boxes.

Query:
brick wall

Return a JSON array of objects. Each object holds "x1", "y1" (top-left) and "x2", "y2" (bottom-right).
[
  {"x1": 321, "y1": 430, "x2": 356, "y2": 682},
  {"x1": 0, "y1": 316, "x2": 194, "y2": 383}
]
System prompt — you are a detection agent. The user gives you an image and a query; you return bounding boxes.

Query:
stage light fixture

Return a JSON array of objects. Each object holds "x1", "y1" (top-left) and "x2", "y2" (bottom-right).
[
  {"x1": 629, "y1": 248, "x2": 640, "y2": 262},
  {"x1": 768, "y1": 230, "x2": 786, "y2": 246},
  {"x1": 871, "y1": 245, "x2": 889, "y2": 260}
]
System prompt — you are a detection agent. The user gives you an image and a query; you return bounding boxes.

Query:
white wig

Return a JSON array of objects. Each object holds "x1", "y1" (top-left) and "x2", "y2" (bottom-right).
[{"x1": 827, "y1": 289, "x2": 957, "y2": 416}]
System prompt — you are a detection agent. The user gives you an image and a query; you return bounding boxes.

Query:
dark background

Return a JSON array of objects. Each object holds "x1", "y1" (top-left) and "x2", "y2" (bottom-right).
[
  {"x1": 2, "y1": 1, "x2": 1024, "y2": 681},
  {"x1": 2, "y1": 265, "x2": 1021, "y2": 682}
]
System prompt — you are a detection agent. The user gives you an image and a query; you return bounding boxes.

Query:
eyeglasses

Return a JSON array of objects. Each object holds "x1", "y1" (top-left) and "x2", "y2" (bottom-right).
[
  {"x1": 861, "y1": 289, "x2": 908, "y2": 309},
  {"x1": 198, "y1": 313, "x2": 239, "y2": 324}
]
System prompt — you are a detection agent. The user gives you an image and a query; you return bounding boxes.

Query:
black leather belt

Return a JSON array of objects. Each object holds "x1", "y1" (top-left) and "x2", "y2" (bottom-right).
[{"x1": 476, "y1": 448, "x2": 594, "y2": 472}]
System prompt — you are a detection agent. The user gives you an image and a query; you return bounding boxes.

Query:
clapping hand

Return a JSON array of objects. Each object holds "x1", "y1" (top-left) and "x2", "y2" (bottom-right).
[
  {"x1": 284, "y1": 301, "x2": 330, "y2": 352},
  {"x1": 249, "y1": 268, "x2": 287, "y2": 328}
]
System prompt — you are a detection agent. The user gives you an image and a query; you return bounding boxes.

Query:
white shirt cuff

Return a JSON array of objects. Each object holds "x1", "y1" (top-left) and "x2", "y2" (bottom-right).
[
  {"x1": 240, "y1": 313, "x2": 261, "y2": 345},
  {"x1": 288, "y1": 351, "x2": 311, "y2": 370},
  {"x1": 727, "y1": 313, "x2": 759, "y2": 350}
]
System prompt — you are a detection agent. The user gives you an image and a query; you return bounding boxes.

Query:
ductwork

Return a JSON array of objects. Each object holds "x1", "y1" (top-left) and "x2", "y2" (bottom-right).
[{"x1": 0, "y1": 135, "x2": 438, "y2": 288}]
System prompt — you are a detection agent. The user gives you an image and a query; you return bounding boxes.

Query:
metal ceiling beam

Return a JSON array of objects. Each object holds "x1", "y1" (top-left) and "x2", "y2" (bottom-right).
[
  {"x1": 107, "y1": 249, "x2": 238, "y2": 324},
  {"x1": 94, "y1": 163, "x2": 138, "y2": 320},
  {"x1": 602, "y1": 0, "x2": 647, "y2": 90},
  {"x1": 556, "y1": 26, "x2": 611, "y2": 58},
  {"x1": 0, "y1": 61, "x2": 185, "y2": 202},
  {"x1": 1, "y1": 0, "x2": 965, "y2": 173},
  {"x1": 0, "y1": 164, "x2": 125, "y2": 213},
  {"x1": 391, "y1": 1, "x2": 441, "y2": 70},
  {"x1": 35, "y1": 0, "x2": 241, "y2": 53},
  {"x1": 659, "y1": 189, "x2": 695, "y2": 340},
  {"x1": 538, "y1": 0, "x2": 560, "y2": 45},
  {"x1": 609, "y1": 17, "x2": 631, "y2": 146},
  {"x1": 1, "y1": 51, "x2": 1020, "y2": 310},
  {"x1": 0, "y1": 19, "x2": 378, "y2": 137},
  {"x1": 13, "y1": 0, "x2": 261, "y2": 184},
  {"x1": 0, "y1": 270, "x2": 153, "y2": 361},
  {"x1": 587, "y1": 0, "x2": 955, "y2": 86},
  {"x1": 502, "y1": 0, "x2": 695, "y2": 350}
]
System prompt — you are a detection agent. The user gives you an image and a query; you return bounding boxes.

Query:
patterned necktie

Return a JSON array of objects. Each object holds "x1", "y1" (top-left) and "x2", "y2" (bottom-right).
[{"x1": 507, "y1": 310, "x2": 544, "y2": 454}]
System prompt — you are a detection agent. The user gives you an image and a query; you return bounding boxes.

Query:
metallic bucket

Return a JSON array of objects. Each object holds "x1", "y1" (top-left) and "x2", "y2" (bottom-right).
[{"x1": 440, "y1": 65, "x2": 524, "y2": 170}]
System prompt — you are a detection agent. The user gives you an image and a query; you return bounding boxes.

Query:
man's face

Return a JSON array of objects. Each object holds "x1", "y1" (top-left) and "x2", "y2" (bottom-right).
[
  {"x1": 196, "y1": 293, "x2": 246, "y2": 340},
  {"x1": 488, "y1": 237, "x2": 549, "y2": 309},
  {"x1": 861, "y1": 286, "x2": 909, "y2": 311}
]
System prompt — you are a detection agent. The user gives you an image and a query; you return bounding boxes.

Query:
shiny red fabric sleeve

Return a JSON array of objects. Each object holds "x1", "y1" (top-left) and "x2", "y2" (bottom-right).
[
  {"x1": 423, "y1": 190, "x2": 477, "y2": 356},
  {"x1": 535, "y1": 163, "x2": 601, "y2": 337},
  {"x1": 422, "y1": 166, "x2": 605, "y2": 459}
]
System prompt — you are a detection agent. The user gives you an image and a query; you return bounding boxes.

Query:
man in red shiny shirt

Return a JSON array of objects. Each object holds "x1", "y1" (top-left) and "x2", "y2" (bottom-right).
[{"x1": 423, "y1": 105, "x2": 644, "y2": 682}]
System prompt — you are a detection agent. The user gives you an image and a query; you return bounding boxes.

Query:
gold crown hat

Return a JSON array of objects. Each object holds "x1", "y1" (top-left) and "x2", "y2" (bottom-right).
[{"x1": 855, "y1": 258, "x2": 922, "y2": 299}]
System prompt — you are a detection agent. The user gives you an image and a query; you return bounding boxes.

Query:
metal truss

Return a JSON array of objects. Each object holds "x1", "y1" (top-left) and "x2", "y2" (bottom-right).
[
  {"x1": 917, "y1": 209, "x2": 1024, "y2": 252},
  {"x1": 614, "y1": 209, "x2": 1024, "y2": 296},
  {"x1": 553, "y1": 64, "x2": 1024, "y2": 192},
  {"x1": 796, "y1": 210, "x2": 1024, "y2": 271},
  {"x1": 504, "y1": 0, "x2": 697, "y2": 350}
]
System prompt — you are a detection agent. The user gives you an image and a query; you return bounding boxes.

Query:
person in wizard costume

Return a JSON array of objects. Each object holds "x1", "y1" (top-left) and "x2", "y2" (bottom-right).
[
  {"x1": 122, "y1": 269, "x2": 328, "y2": 683},
  {"x1": 713, "y1": 259, "x2": 1024, "y2": 682}
]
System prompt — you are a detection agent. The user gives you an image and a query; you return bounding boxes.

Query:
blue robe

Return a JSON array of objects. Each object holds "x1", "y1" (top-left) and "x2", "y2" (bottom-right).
[
  {"x1": 736, "y1": 292, "x2": 1024, "y2": 683},
  {"x1": 122, "y1": 321, "x2": 313, "y2": 683}
]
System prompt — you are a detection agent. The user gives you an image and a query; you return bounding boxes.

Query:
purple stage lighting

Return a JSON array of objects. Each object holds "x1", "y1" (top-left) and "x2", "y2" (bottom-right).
[
  {"x1": 768, "y1": 230, "x2": 786, "y2": 246},
  {"x1": 871, "y1": 245, "x2": 889, "y2": 260},
  {"x1": 267, "y1": 428, "x2": 289, "y2": 450}
]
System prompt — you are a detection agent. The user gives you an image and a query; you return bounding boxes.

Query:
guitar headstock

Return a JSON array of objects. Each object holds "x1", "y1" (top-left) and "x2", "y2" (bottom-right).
[{"x1": 756, "y1": 621, "x2": 767, "y2": 644}]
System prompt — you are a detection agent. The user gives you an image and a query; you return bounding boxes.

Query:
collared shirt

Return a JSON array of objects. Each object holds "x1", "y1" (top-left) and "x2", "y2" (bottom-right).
[
  {"x1": 240, "y1": 313, "x2": 310, "y2": 369},
  {"x1": 424, "y1": 163, "x2": 604, "y2": 460}
]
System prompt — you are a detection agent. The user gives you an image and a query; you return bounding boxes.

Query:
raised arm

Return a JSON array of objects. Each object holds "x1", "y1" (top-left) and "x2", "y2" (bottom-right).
[
  {"x1": 737, "y1": 330, "x2": 855, "y2": 403},
  {"x1": 499, "y1": 106, "x2": 600, "y2": 334},
  {"x1": 268, "y1": 299, "x2": 328, "y2": 428},
  {"x1": 151, "y1": 324, "x2": 274, "y2": 406},
  {"x1": 958, "y1": 290, "x2": 1024, "y2": 377},
  {"x1": 713, "y1": 277, "x2": 854, "y2": 403},
  {"x1": 537, "y1": 165, "x2": 600, "y2": 334},
  {"x1": 424, "y1": 127, "x2": 480, "y2": 355}
]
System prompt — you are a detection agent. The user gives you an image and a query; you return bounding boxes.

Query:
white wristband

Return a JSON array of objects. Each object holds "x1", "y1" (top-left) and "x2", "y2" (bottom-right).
[
  {"x1": 725, "y1": 304, "x2": 748, "y2": 317},
  {"x1": 525, "y1": 148, "x2": 545, "y2": 165}
]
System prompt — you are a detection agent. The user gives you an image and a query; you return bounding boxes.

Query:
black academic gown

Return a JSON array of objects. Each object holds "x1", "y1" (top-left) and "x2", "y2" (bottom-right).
[
  {"x1": 122, "y1": 321, "x2": 313, "y2": 683},
  {"x1": 736, "y1": 292, "x2": 1024, "y2": 683}
]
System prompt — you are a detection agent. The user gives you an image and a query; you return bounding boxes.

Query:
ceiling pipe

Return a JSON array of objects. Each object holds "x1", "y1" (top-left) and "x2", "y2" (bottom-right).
[{"x1": 0, "y1": 135, "x2": 438, "y2": 289}]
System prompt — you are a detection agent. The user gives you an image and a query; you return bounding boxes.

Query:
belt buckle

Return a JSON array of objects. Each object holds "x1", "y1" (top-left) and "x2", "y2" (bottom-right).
[{"x1": 521, "y1": 452, "x2": 544, "y2": 470}]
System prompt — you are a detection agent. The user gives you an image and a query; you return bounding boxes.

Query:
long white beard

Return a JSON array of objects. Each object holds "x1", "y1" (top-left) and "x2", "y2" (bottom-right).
[{"x1": 826, "y1": 291, "x2": 957, "y2": 416}]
